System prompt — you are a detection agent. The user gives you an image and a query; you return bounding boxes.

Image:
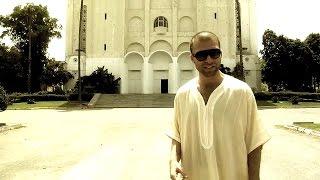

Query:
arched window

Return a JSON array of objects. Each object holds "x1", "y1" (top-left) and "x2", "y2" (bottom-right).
[{"x1": 154, "y1": 16, "x2": 168, "y2": 31}]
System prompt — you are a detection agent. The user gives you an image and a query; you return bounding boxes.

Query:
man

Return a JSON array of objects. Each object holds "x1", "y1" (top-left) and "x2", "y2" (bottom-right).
[{"x1": 168, "y1": 31, "x2": 270, "y2": 180}]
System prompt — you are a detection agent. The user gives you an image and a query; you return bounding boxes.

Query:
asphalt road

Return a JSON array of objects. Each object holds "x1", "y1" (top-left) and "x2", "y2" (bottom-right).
[{"x1": 0, "y1": 108, "x2": 320, "y2": 180}]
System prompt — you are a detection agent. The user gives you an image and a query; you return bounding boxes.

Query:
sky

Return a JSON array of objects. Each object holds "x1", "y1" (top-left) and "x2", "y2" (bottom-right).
[{"x1": 0, "y1": 0, "x2": 320, "y2": 61}]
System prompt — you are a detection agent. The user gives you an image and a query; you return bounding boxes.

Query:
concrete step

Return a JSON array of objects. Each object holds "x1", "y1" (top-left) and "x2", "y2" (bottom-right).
[{"x1": 94, "y1": 94, "x2": 175, "y2": 108}]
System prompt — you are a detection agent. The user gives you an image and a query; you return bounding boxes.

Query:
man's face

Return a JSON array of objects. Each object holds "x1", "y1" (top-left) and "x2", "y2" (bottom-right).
[{"x1": 190, "y1": 38, "x2": 222, "y2": 78}]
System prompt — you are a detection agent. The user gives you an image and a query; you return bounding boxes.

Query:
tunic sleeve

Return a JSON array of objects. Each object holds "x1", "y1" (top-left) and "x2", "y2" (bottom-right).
[
  {"x1": 245, "y1": 89, "x2": 271, "y2": 154},
  {"x1": 166, "y1": 95, "x2": 181, "y2": 142}
]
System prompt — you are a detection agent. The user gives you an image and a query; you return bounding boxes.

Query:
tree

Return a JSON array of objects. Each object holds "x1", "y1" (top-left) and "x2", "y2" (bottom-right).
[
  {"x1": 74, "y1": 66, "x2": 121, "y2": 94},
  {"x1": 261, "y1": 30, "x2": 315, "y2": 92},
  {"x1": 232, "y1": 62, "x2": 245, "y2": 81},
  {"x1": 0, "y1": 85, "x2": 8, "y2": 111},
  {"x1": 305, "y1": 33, "x2": 320, "y2": 91},
  {"x1": 260, "y1": 30, "x2": 289, "y2": 91},
  {"x1": 0, "y1": 3, "x2": 62, "y2": 92},
  {"x1": 0, "y1": 44, "x2": 25, "y2": 92},
  {"x1": 286, "y1": 39, "x2": 313, "y2": 92},
  {"x1": 220, "y1": 64, "x2": 232, "y2": 75},
  {"x1": 40, "y1": 59, "x2": 74, "y2": 90}
]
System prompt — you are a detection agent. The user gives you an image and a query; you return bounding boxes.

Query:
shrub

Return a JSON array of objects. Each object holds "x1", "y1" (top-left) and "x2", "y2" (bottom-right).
[
  {"x1": 68, "y1": 93, "x2": 94, "y2": 102},
  {"x1": 261, "y1": 83, "x2": 269, "y2": 92},
  {"x1": 73, "y1": 66, "x2": 121, "y2": 94},
  {"x1": 290, "y1": 96, "x2": 300, "y2": 105},
  {"x1": 271, "y1": 96, "x2": 279, "y2": 103},
  {"x1": 232, "y1": 62, "x2": 245, "y2": 81},
  {"x1": 33, "y1": 91, "x2": 49, "y2": 95},
  {"x1": 27, "y1": 98, "x2": 36, "y2": 104},
  {"x1": 52, "y1": 86, "x2": 65, "y2": 95},
  {"x1": 8, "y1": 94, "x2": 68, "y2": 103},
  {"x1": 0, "y1": 85, "x2": 8, "y2": 111},
  {"x1": 254, "y1": 92, "x2": 272, "y2": 101},
  {"x1": 254, "y1": 91, "x2": 320, "y2": 102}
]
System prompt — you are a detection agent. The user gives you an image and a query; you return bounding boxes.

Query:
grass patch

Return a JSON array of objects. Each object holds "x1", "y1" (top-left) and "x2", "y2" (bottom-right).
[
  {"x1": 7, "y1": 101, "x2": 81, "y2": 110},
  {"x1": 297, "y1": 123, "x2": 320, "y2": 131},
  {"x1": 257, "y1": 100, "x2": 276, "y2": 106},
  {"x1": 257, "y1": 100, "x2": 320, "y2": 108}
]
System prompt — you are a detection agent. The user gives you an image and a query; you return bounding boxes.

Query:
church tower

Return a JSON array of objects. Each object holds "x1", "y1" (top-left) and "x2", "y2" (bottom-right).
[{"x1": 65, "y1": 0, "x2": 260, "y2": 93}]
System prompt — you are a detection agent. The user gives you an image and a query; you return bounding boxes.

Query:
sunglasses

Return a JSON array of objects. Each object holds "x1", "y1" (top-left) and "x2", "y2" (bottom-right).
[{"x1": 192, "y1": 49, "x2": 222, "y2": 61}]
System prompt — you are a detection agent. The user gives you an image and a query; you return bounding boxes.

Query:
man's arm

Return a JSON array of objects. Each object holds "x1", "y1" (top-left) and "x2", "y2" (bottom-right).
[
  {"x1": 170, "y1": 139, "x2": 182, "y2": 163},
  {"x1": 170, "y1": 139, "x2": 187, "y2": 179},
  {"x1": 248, "y1": 145, "x2": 263, "y2": 180}
]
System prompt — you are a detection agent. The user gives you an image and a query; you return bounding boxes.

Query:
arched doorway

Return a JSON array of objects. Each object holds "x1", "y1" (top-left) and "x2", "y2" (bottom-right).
[
  {"x1": 148, "y1": 51, "x2": 173, "y2": 93},
  {"x1": 124, "y1": 52, "x2": 144, "y2": 93}
]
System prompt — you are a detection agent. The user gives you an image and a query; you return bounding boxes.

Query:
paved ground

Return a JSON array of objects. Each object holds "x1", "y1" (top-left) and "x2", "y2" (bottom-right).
[{"x1": 0, "y1": 108, "x2": 320, "y2": 180}]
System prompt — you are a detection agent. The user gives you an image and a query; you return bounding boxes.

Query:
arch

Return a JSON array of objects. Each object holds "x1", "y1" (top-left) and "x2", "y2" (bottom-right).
[
  {"x1": 124, "y1": 52, "x2": 144, "y2": 69},
  {"x1": 149, "y1": 51, "x2": 173, "y2": 67},
  {"x1": 178, "y1": 0, "x2": 193, "y2": 9},
  {"x1": 178, "y1": 16, "x2": 194, "y2": 32},
  {"x1": 177, "y1": 51, "x2": 195, "y2": 87},
  {"x1": 124, "y1": 52, "x2": 144, "y2": 93},
  {"x1": 127, "y1": 0, "x2": 144, "y2": 9},
  {"x1": 177, "y1": 42, "x2": 190, "y2": 52},
  {"x1": 177, "y1": 52, "x2": 193, "y2": 70},
  {"x1": 149, "y1": 51, "x2": 172, "y2": 93},
  {"x1": 149, "y1": 40, "x2": 172, "y2": 54},
  {"x1": 128, "y1": 16, "x2": 144, "y2": 32},
  {"x1": 127, "y1": 43, "x2": 145, "y2": 53},
  {"x1": 150, "y1": 0, "x2": 171, "y2": 9}
]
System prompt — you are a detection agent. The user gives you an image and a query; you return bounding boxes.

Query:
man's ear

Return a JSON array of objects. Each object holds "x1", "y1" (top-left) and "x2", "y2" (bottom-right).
[{"x1": 190, "y1": 54, "x2": 195, "y2": 63}]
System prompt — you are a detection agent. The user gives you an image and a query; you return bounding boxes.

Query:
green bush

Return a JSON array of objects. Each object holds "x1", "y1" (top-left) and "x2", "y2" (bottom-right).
[
  {"x1": 8, "y1": 94, "x2": 68, "y2": 103},
  {"x1": 73, "y1": 66, "x2": 121, "y2": 94},
  {"x1": 253, "y1": 92, "x2": 272, "y2": 101},
  {"x1": 68, "y1": 93, "x2": 94, "y2": 102},
  {"x1": 260, "y1": 83, "x2": 269, "y2": 92},
  {"x1": 254, "y1": 91, "x2": 320, "y2": 101},
  {"x1": 290, "y1": 96, "x2": 300, "y2": 105},
  {"x1": 271, "y1": 96, "x2": 279, "y2": 103},
  {"x1": 0, "y1": 85, "x2": 8, "y2": 111}
]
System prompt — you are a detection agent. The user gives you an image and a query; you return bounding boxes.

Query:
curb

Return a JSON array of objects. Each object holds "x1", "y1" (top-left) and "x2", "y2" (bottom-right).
[
  {"x1": 88, "y1": 93, "x2": 101, "y2": 108},
  {"x1": 283, "y1": 124, "x2": 320, "y2": 138},
  {"x1": 0, "y1": 124, "x2": 25, "y2": 134}
]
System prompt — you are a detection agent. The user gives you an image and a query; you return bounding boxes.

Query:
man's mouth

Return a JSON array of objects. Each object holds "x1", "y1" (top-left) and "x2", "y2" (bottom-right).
[{"x1": 204, "y1": 66, "x2": 214, "y2": 69}]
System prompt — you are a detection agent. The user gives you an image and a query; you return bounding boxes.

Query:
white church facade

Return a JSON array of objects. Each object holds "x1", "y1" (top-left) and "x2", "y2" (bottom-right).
[{"x1": 65, "y1": 0, "x2": 261, "y2": 94}]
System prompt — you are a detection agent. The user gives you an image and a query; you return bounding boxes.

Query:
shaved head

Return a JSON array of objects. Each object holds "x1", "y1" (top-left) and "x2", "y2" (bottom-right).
[{"x1": 190, "y1": 31, "x2": 220, "y2": 54}]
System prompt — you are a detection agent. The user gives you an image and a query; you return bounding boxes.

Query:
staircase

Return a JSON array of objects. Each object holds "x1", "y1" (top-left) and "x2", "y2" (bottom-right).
[{"x1": 94, "y1": 94, "x2": 175, "y2": 108}]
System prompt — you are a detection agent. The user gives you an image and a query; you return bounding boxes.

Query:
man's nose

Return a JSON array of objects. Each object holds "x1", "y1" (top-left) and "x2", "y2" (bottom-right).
[{"x1": 204, "y1": 55, "x2": 214, "y2": 63}]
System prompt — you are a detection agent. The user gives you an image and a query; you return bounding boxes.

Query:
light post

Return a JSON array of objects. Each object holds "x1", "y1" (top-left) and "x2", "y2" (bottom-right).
[
  {"x1": 28, "y1": 13, "x2": 32, "y2": 94},
  {"x1": 26, "y1": 6, "x2": 33, "y2": 94},
  {"x1": 235, "y1": 0, "x2": 245, "y2": 81},
  {"x1": 77, "y1": 0, "x2": 84, "y2": 105}
]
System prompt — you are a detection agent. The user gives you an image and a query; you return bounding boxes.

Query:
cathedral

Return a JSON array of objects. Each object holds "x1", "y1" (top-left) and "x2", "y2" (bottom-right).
[{"x1": 65, "y1": 0, "x2": 261, "y2": 94}]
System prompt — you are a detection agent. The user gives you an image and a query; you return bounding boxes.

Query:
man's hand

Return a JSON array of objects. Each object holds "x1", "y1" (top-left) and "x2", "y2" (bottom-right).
[
  {"x1": 170, "y1": 161, "x2": 188, "y2": 180},
  {"x1": 170, "y1": 139, "x2": 187, "y2": 179}
]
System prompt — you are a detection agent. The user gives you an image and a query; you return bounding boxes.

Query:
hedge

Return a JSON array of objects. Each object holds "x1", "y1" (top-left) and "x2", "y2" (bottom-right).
[
  {"x1": 254, "y1": 92, "x2": 320, "y2": 101},
  {"x1": 67, "y1": 93, "x2": 94, "y2": 102},
  {"x1": 8, "y1": 93, "x2": 94, "y2": 103},
  {"x1": 0, "y1": 86, "x2": 8, "y2": 111},
  {"x1": 8, "y1": 94, "x2": 68, "y2": 103}
]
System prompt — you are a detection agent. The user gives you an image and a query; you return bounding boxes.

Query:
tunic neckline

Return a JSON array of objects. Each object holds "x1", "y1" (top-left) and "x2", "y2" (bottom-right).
[
  {"x1": 194, "y1": 75, "x2": 226, "y2": 107},
  {"x1": 192, "y1": 75, "x2": 227, "y2": 149}
]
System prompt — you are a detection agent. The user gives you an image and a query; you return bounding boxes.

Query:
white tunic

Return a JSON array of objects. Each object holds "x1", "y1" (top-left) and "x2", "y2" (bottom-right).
[{"x1": 168, "y1": 75, "x2": 270, "y2": 180}]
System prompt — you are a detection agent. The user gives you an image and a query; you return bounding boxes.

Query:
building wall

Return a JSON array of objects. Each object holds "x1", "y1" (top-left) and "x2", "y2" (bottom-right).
[{"x1": 66, "y1": 0, "x2": 261, "y2": 93}]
